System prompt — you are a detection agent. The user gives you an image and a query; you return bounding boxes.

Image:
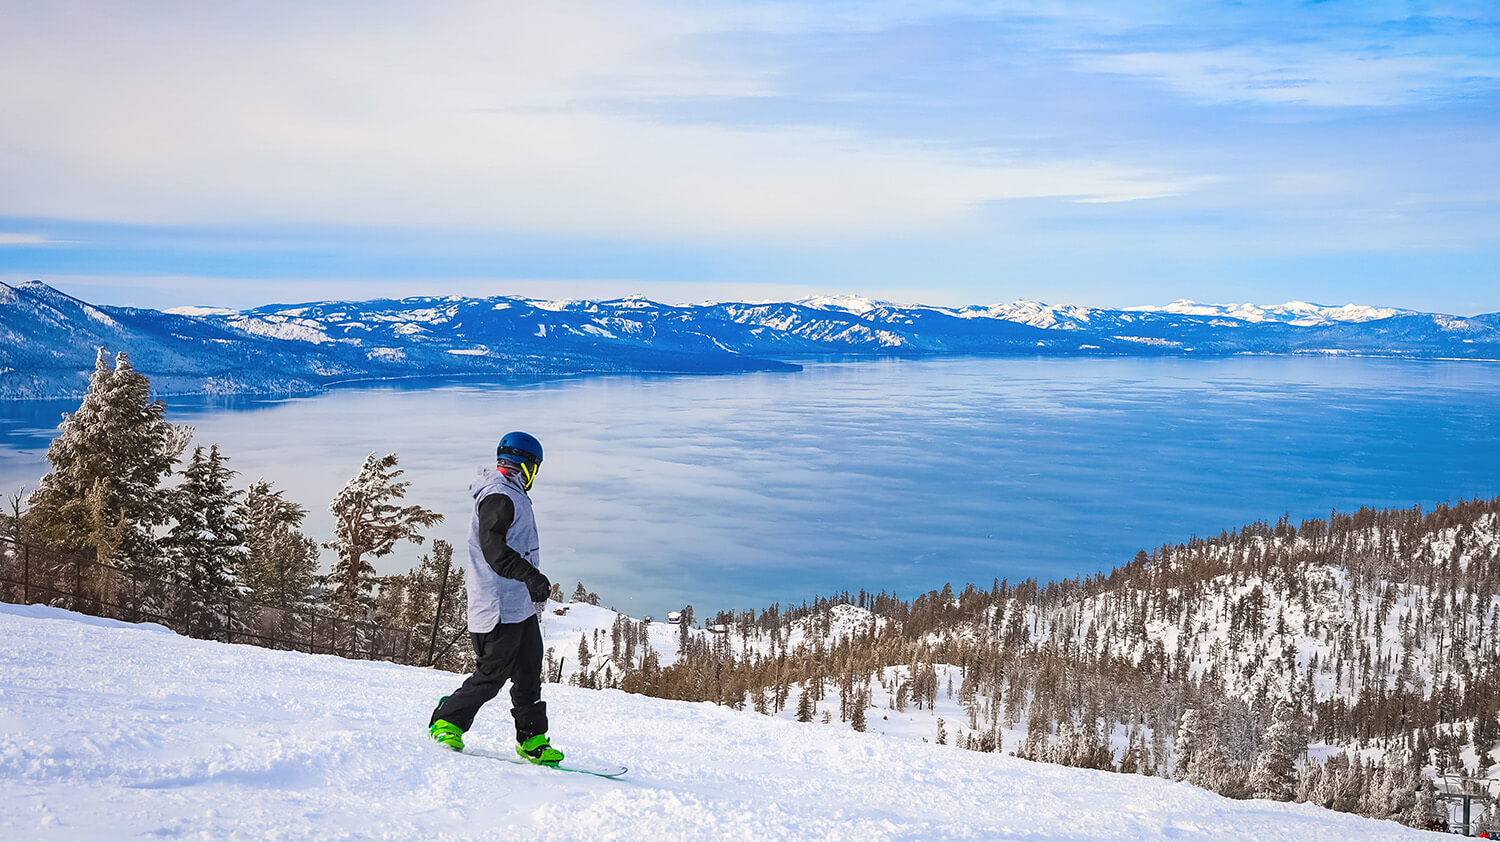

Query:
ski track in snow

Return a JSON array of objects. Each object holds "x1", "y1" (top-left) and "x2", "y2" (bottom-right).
[{"x1": 0, "y1": 603, "x2": 1432, "y2": 841}]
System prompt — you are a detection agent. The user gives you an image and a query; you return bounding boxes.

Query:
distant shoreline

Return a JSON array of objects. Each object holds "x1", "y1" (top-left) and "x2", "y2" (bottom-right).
[{"x1": 9, "y1": 348, "x2": 1500, "y2": 402}]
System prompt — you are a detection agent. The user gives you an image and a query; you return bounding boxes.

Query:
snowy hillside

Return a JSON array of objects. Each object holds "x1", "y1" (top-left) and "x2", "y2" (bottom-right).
[
  {"x1": 6, "y1": 279, "x2": 1500, "y2": 397},
  {"x1": 0, "y1": 602, "x2": 1437, "y2": 841},
  {"x1": 534, "y1": 499, "x2": 1500, "y2": 834}
]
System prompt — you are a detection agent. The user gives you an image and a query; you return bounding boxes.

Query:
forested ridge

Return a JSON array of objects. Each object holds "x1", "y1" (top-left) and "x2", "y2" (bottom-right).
[{"x1": 579, "y1": 498, "x2": 1500, "y2": 828}]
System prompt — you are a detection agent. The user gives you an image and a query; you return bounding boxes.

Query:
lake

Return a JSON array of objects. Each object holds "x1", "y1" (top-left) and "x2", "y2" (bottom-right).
[{"x1": 3, "y1": 356, "x2": 1499, "y2": 618}]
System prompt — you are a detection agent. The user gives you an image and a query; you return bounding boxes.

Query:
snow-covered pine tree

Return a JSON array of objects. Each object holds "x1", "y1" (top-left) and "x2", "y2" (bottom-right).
[
  {"x1": 851, "y1": 690, "x2": 868, "y2": 732},
  {"x1": 1183, "y1": 708, "x2": 1244, "y2": 797},
  {"x1": 1174, "y1": 707, "x2": 1206, "y2": 781},
  {"x1": 163, "y1": 445, "x2": 247, "y2": 634},
  {"x1": 1334, "y1": 758, "x2": 1366, "y2": 815},
  {"x1": 1410, "y1": 778, "x2": 1440, "y2": 829},
  {"x1": 1020, "y1": 706, "x2": 1051, "y2": 761},
  {"x1": 1047, "y1": 717, "x2": 1081, "y2": 766},
  {"x1": 1294, "y1": 760, "x2": 1322, "y2": 805},
  {"x1": 325, "y1": 452, "x2": 441, "y2": 620},
  {"x1": 1249, "y1": 700, "x2": 1301, "y2": 801},
  {"x1": 1190, "y1": 737, "x2": 1238, "y2": 797},
  {"x1": 27, "y1": 349, "x2": 191, "y2": 574},
  {"x1": 237, "y1": 479, "x2": 319, "y2": 608}
]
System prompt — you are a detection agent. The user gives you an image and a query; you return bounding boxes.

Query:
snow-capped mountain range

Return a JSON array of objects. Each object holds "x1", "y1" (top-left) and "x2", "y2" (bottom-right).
[{"x1": 3, "y1": 279, "x2": 1498, "y2": 398}]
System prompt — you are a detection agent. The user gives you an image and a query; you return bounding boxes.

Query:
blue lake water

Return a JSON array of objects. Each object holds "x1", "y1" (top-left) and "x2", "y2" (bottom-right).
[{"x1": 3, "y1": 356, "x2": 1499, "y2": 618}]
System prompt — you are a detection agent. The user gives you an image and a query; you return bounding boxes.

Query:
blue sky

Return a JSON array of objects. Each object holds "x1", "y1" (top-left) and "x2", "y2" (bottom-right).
[{"x1": 1, "y1": 1, "x2": 1496, "y2": 312}]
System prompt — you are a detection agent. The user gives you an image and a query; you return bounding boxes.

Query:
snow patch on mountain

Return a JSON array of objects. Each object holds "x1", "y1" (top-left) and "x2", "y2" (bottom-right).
[
  {"x1": 1127, "y1": 300, "x2": 1408, "y2": 325},
  {"x1": 955, "y1": 301, "x2": 1096, "y2": 329},
  {"x1": 1112, "y1": 335, "x2": 1183, "y2": 347},
  {"x1": 795, "y1": 294, "x2": 894, "y2": 315},
  {"x1": 229, "y1": 315, "x2": 337, "y2": 344}
]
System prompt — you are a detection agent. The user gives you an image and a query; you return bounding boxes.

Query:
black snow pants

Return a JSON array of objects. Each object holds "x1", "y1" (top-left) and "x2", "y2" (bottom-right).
[{"x1": 429, "y1": 614, "x2": 547, "y2": 742}]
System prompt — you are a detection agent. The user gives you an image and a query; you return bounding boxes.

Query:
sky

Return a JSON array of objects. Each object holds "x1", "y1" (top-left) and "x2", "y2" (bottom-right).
[{"x1": 1, "y1": 0, "x2": 1497, "y2": 314}]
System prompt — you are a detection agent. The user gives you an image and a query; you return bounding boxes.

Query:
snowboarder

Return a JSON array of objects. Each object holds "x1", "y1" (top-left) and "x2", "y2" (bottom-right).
[{"x1": 429, "y1": 431, "x2": 563, "y2": 766}]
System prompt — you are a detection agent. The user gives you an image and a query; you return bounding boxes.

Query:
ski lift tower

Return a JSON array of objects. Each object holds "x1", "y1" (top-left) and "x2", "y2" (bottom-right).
[{"x1": 1433, "y1": 774, "x2": 1497, "y2": 837}]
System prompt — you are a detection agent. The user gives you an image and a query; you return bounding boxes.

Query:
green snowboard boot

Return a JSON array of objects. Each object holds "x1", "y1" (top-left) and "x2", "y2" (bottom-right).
[
  {"x1": 430, "y1": 719, "x2": 465, "y2": 752},
  {"x1": 516, "y1": 734, "x2": 564, "y2": 766}
]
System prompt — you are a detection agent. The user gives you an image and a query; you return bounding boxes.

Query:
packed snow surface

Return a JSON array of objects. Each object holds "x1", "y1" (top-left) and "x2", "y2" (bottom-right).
[{"x1": 0, "y1": 604, "x2": 1431, "y2": 841}]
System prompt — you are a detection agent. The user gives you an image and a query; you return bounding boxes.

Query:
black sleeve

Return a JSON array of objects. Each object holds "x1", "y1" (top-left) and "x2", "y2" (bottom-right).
[{"x1": 477, "y1": 494, "x2": 542, "y2": 584}]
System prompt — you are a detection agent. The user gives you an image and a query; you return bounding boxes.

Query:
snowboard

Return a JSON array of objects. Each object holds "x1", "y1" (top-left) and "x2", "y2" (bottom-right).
[{"x1": 461, "y1": 746, "x2": 628, "y2": 779}]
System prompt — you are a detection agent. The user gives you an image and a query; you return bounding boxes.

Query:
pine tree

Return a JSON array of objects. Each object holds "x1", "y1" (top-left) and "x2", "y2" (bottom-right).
[
  {"x1": 237, "y1": 479, "x2": 318, "y2": 608},
  {"x1": 1118, "y1": 728, "x2": 1142, "y2": 775},
  {"x1": 325, "y1": 452, "x2": 442, "y2": 619},
  {"x1": 678, "y1": 604, "x2": 694, "y2": 652},
  {"x1": 396, "y1": 540, "x2": 469, "y2": 670},
  {"x1": 1175, "y1": 708, "x2": 1206, "y2": 781},
  {"x1": 575, "y1": 633, "x2": 593, "y2": 688},
  {"x1": 163, "y1": 445, "x2": 247, "y2": 623},
  {"x1": 1249, "y1": 700, "x2": 1300, "y2": 801},
  {"x1": 27, "y1": 349, "x2": 191, "y2": 574},
  {"x1": 850, "y1": 691, "x2": 867, "y2": 732},
  {"x1": 1410, "y1": 779, "x2": 1440, "y2": 829},
  {"x1": 936, "y1": 717, "x2": 947, "y2": 745},
  {"x1": 1190, "y1": 737, "x2": 1236, "y2": 797},
  {"x1": 796, "y1": 685, "x2": 814, "y2": 722}
]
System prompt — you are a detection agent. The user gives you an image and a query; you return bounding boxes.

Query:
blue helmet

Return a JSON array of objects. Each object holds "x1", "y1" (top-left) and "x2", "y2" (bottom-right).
[{"x1": 497, "y1": 431, "x2": 543, "y2": 489}]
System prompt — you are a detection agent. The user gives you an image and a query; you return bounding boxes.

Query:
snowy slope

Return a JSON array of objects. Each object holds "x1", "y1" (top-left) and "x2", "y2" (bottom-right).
[{"x1": 0, "y1": 603, "x2": 1434, "y2": 841}]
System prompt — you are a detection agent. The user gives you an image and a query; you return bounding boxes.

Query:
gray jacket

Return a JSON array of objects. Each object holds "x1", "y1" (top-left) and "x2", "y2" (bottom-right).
[{"x1": 464, "y1": 467, "x2": 541, "y2": 631}]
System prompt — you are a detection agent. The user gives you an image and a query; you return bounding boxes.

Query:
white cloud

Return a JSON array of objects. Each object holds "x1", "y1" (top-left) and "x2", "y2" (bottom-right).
[
  {"x1": 1082, "y1": 46, "x2": 1500, "y2": 107},
  {"x1": 0, "y1": 1, "x2": 1200, "y2": 241},
  {"x1": 0, "y1": 233, "x2": 58, "y2": 246}
]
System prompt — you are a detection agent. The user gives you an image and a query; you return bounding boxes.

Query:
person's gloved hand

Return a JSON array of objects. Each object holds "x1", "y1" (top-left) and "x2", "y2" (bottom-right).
[{"x1": 525, "y1": 569, "x2": 552, "y2": 603}]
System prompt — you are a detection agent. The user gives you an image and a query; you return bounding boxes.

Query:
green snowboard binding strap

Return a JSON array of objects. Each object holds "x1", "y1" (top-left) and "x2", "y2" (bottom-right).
[
  {"x1": 516, "y1": 733, "x2": 564, "y2": 766},
  {"x1": 430, "y1": 719, "x2": 465, "y2": 751}
]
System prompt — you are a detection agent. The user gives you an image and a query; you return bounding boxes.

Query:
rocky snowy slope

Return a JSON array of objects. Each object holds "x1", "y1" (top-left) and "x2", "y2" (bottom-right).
[
  {"x1": 0, "y1": 602, "x2": 1437, "y2": 841},
  {"x1": 5, "y1": 279, "x2": 1500, "y2": 397}
]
